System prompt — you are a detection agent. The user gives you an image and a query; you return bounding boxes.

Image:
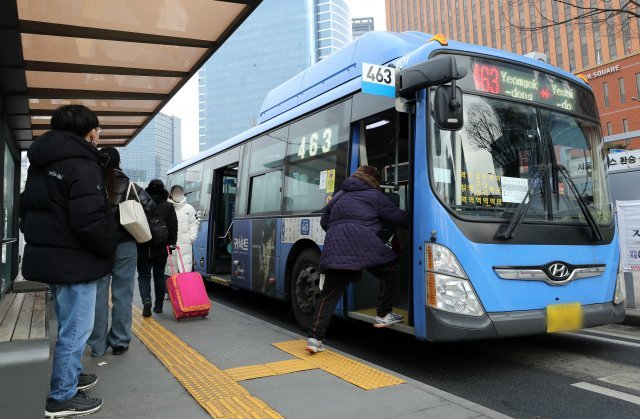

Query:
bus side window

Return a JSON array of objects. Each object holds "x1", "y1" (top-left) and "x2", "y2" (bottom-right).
[{"x1": 249, "y1": 171, "x2": 283, "y2": 213}]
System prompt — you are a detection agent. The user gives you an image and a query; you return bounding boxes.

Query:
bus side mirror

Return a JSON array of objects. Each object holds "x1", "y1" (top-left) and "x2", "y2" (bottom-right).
[
  {"x1": 397, "y1": 55, "x2": 467, "y2": 97},
  {"x1": 434, "y1": 85, "x2": 464, "y2": 131}
]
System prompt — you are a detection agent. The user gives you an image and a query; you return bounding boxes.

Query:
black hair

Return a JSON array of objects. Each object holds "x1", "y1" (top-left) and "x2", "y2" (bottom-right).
[
  {"x1": 51, "y1": 105, "x2": 100, "y2": 138},
  {"x1": 170, "y1": 185, "x2": 185, "y2": 194}
]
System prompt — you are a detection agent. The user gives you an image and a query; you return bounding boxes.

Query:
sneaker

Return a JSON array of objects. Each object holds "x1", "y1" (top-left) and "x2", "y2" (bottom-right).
[
  {"x1": 142, "y1": 301, "x2": 152, "y2": 317},
  {"x1": 374, "y1": 312, "x2": 404, "y2": 328},
  {"x1": 45, "y1": 390, "x2": 102, "y2": 418},
  {"x1": 306, "y1": 337, "x2": 325, "y2": 354},
  {"x1": 153, "y1": 306, "x2": 163, "y2": 314},
  {"x1": 112, "y1": 346, "x2": 128, "y2": 356},
  {"x1": 77, "y1": 373, "x2": 98, "y2": 391}
]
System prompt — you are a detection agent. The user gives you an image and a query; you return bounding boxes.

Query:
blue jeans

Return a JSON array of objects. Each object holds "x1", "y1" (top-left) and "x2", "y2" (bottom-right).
[
  {"x1": 50, "y1": 282, "x2": 97, "y2": 402},
  {"x1": 138, "y1": 255, "x2": 168, "y2": 309},
  {"x1": 88, "y1": 241, "x2": 137, "y2": 356}
]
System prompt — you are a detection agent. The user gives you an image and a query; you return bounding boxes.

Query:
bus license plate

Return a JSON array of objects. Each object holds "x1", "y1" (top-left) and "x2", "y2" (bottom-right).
[{"x1": 546, "y1": 303, "x2": 582, "y2": 333}]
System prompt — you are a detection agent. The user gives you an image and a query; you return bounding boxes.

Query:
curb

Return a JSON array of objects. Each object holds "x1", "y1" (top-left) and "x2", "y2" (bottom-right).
[{"x1": 622, "y1": 310, "x2": 640, "y2": 327}]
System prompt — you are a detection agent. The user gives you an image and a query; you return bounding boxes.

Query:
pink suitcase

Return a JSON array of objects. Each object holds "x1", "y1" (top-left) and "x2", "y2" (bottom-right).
[{"x1": 166, "y1": 246, "x2": 211, "y2": 320}]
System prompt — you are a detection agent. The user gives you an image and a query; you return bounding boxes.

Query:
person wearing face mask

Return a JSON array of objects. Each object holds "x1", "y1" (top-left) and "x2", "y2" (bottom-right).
[
  {"x1": 165, "y1": 185, "x2": 200, "y2": 277},
  {"x1": 21, "y1": 105, "x2": 116, "y2": 417}
]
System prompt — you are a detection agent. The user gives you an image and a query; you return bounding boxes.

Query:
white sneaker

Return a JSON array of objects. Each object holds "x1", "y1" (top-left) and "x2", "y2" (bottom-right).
[
  {"x1": 374, "y1": 312, "x2": 404, "y2": 328},
  {"x1": 306, "y1": 337, "x2": 325, "y2": 354}
]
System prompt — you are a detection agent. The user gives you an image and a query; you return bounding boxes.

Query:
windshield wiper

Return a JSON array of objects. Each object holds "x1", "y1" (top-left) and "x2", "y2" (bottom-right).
[
  {"x1": 555, "y1": 164, "x2": 603, "y2": 241},
  {"x1": 497, "y1": 164, "x2": 547, "y2": 240}
]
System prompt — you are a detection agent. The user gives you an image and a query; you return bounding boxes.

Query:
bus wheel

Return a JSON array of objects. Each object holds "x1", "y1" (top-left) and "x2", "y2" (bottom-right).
[{"x1": 290, "y1": 249, "x2": 321, "y2": 330}]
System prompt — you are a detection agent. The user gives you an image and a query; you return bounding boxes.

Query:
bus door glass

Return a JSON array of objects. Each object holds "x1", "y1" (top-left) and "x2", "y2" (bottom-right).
[
  {"x1": 190, "y1": 158, "x2": 215, "y2": 273},
  {"x1": 212, "y1": 165, "x2": 237, "y2": 275},
  {"x1": 349, "y1": 110, "x2": 412, "y2": 326}
]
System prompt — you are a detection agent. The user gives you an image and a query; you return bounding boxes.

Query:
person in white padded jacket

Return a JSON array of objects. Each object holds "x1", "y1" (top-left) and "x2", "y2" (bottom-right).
[{"x1": 165, "y1": 185, "x2": 200, "y2": 275}]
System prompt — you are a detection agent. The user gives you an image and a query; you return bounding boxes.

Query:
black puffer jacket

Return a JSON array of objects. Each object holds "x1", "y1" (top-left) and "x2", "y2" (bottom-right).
[
  {"x1": 137, "y1": 190, "x2": 178, "y2": 260},
  {"x1": 108, "y1": 170, "x2": 158, "y2": 243},
  {"x1": 20, "y1": 130, "x2": 117, "y2": 284}
]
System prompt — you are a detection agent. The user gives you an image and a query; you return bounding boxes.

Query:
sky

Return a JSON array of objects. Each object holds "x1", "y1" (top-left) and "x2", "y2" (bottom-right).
[{"x1": 161, "y1": 0, "x2": 387, "y2": 161}]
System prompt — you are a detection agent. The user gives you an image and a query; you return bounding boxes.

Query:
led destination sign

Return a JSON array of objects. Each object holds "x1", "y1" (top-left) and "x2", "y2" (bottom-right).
[
  {"x1": 444, "y1": 55, "x2": 596, "y2": 116},
  {"x1": 471, "y1": 61, "x2": 578, "y2": 111}
]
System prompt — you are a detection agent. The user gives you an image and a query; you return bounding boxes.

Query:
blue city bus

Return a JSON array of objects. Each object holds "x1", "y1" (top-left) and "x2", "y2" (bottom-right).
[{"x1": 167, "y1": 32, "x2": 625, "y2": 341}]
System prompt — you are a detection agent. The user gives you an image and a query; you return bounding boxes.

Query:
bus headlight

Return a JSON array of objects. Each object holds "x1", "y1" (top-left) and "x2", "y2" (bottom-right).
[
  {"x1": 614, "y1": 262, "x2": 626, "y2": 305},
  {"x1": 426, "y1": 244, "x2": 484, "y2": 316}
]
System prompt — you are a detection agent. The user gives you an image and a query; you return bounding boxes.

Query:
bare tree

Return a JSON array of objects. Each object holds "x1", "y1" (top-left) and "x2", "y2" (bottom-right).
[{"x1": 505, "y1": 0, "x2": 639, "y2": 36}]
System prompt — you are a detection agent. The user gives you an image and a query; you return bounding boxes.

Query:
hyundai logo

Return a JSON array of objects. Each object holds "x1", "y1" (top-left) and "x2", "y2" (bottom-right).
[{"x1": 547, "y1": 263, "x2": 571, "y2": 280}]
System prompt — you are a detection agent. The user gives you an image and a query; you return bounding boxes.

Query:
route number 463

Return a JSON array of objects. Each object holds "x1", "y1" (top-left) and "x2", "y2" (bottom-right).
[
  {"x1": 365, "y1": 66, "x2": 393, "y2": 84},
  {"x1": 297, "y1": 128, "x2": 333, "y2": 159}
]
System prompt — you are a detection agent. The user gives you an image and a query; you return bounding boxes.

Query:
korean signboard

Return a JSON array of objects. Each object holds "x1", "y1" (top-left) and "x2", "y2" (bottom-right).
[
  {"x1": 607, "y1": 150, "x2": 640, "y2": 172},
  {"x1": 617, "y1": 200, "x2": 640, "y2": 271}
]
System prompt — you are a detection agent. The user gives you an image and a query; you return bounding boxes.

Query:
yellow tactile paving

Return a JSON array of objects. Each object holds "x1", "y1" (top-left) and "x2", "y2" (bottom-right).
[
  {"x1": 268, "y1": 359, "x2": 317, "y2": 375},
  {"x1": 273, "y1": 340, "x2": 405, "y2": 390},
  {"x1": 130, "y1": 306, "x2": 282, "y2": 418},
  {"x1": 224, "y1": 359, "x2": 317, "y2": 381}
]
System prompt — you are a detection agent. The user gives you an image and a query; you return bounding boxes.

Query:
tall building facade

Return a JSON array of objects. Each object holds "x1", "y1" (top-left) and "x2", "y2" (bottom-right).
[
  {"x1": 352, "y1": 17, "x2": 375, "y2": 40},
  {"x1": 120, "y1": 113, "x2": 181, "y2": 187},
  {"x1": 172, "y1": 116, "x2": 182, "y2": 165},
  {"x1": 317, "y1": 0, "x2": 352, "y2": 60},
  {"x1": 199, "y1": 0, "x2": 351, "y2": 151},
  {"x1": 587, "y1": 54, "x2": 640, "y2": 147},
  {"x1": 386, "y1": 0, "x2": 640, "y2": 74}
]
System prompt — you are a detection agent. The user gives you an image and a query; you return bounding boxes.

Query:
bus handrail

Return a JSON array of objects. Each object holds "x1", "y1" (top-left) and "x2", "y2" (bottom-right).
[{"x1": 218, "y1": 220, "x2": 234, "y2": 239}]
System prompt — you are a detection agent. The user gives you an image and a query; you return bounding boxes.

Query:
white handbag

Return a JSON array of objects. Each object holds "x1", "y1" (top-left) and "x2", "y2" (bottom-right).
[{"x1": 119, "y1": 181, "x2": 152, "y2": 243}]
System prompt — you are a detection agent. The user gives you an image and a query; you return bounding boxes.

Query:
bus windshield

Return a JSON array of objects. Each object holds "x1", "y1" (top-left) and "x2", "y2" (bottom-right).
[{"x1": 430, "y1": 94, "x2": 613, "y2": 226}]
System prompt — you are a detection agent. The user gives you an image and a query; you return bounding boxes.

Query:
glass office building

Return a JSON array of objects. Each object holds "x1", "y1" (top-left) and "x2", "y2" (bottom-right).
[
  {"x1": 120, "y1": 113, "x2": 181, "y2": 187},
  {"x1": 316, "y1": 0, "x2": 352, "y2": 60},
  {"x1": 199, "y1": 0, "x2": 351, "y2": 151},
  {"x1": 352, "y1": 17, "x2": 374, "y2": 41}
]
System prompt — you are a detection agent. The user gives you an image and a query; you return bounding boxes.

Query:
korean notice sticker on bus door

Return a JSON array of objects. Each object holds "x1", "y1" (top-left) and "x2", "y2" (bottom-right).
[
  {"x1": 326, "y1": 169, "x2": 336, "y2": 193},
  {"x1": 319, "y1": 170, "x2": 327, "y2": 190}
]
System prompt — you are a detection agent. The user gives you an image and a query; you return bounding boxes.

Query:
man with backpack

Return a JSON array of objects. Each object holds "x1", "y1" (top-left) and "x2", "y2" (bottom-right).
[{"x1": 137, "y1": 179, "x2": 178, "y2": 317}]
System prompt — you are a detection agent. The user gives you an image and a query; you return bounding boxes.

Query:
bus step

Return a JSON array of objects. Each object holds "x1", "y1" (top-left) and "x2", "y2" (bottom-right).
[
  {"x1": 346, "y1": 308, "x2": 414, "y2": 335},
  {"x1": 208, "y1": 275, "x2": 231, "y2": 286}
]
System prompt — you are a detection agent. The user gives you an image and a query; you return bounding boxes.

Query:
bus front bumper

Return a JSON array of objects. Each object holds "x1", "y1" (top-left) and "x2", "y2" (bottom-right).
[{"x1": 425, "y1": 302, "x2": 626, "y2": 342}]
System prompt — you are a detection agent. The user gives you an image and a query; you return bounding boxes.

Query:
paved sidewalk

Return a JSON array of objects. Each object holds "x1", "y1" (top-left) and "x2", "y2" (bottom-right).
[{"x1": 63, "y1": 293, "x2": 512, "y2": 419}]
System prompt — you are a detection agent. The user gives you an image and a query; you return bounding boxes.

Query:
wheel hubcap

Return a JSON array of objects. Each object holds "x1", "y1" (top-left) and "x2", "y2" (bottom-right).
[{"x1": 295, "y1": 264, "x2": 320, "y2": 315}]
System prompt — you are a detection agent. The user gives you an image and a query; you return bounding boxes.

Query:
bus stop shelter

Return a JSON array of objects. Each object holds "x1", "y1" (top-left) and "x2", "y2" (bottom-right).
[
  {"x1": 0, "y1": 1, "x2": 261, "y2": 417},
  {"x1": 0, "y1": 0, "x2": 262, "y2": 298}
]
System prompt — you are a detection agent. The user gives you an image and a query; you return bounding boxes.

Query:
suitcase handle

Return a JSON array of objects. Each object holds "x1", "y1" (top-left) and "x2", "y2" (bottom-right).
[{"x1": 166, "y1": 245, "x2": 186, "y2": 275}]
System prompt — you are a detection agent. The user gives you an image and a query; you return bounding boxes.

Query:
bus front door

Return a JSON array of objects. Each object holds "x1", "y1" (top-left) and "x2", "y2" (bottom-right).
[
  {"x1": 346, "y1": 111, "x2": 413, "y2": 333},
  {"x1": 211, "y1": 165, "x2": 237, "y2": 278}
]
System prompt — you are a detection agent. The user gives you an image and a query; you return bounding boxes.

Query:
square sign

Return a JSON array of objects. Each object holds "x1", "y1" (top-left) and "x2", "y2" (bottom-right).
[
  {"x1": 362, "y1": 63, "x2": 396, "y2": 98},
  {"x1": 608, "y1": 150, "x2": 640, "y2": 172}
]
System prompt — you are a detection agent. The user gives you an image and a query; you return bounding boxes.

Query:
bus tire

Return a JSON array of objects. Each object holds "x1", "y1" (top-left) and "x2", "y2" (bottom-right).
[{"x1": 290, "y1": 248, "x2": 321, "y2": 331}]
